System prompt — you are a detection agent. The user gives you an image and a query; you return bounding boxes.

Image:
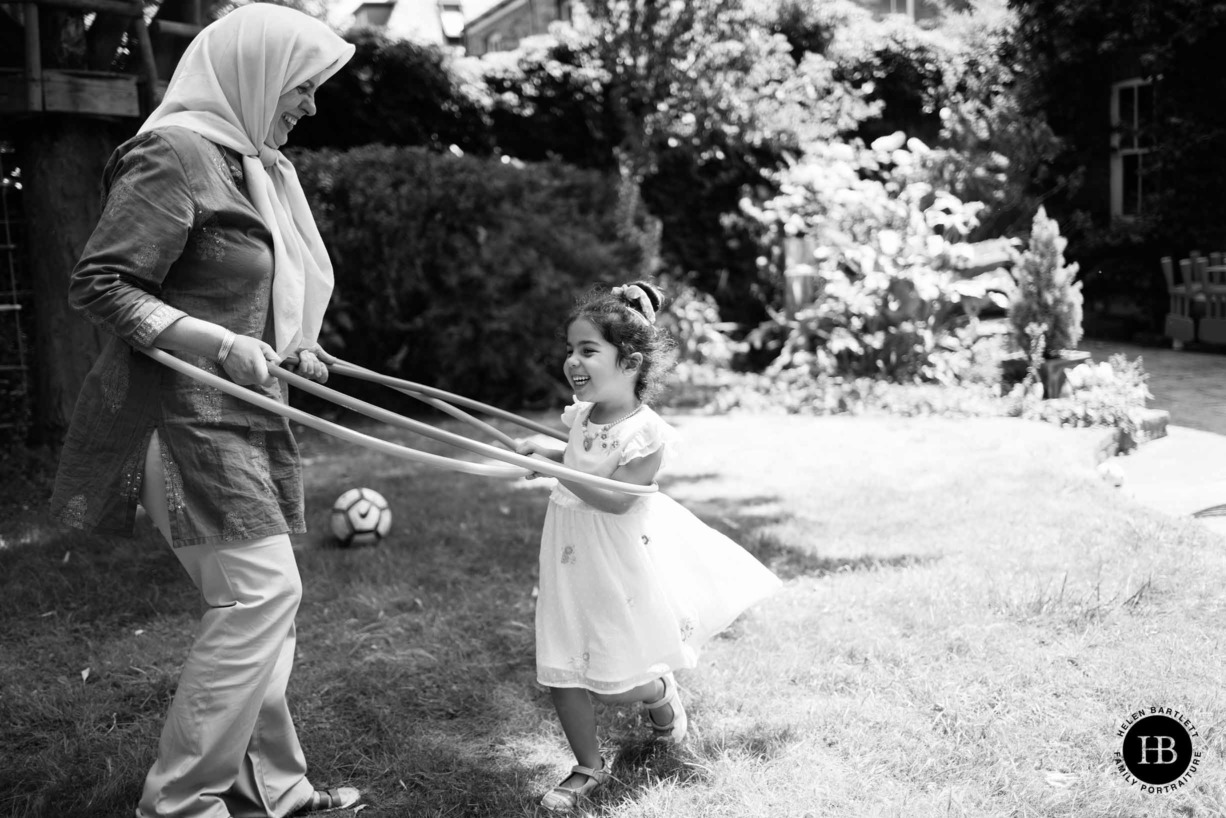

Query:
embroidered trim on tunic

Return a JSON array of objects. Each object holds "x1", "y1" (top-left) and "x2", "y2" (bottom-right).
[
  {"x1": 100, "y1": 352, "x2": 130, "y2": 413},
  {"x1": 133, "y1": 242, "x2": 161, "y2": 279},
  {"x1": 58, "y1": 494, "x2": 88, "y2": 528},
  {"x1": 106, "y1": 177, "x2": 136, "y2": 212},
  {"x1": 159, "y1": 443, "x2": 187, "y2": 514},
  {"x1": 118, "y1": 446, "x2": 144, "y2": 501},
  {"x1": 191, "y1": 216, "x2": 227, "y2": 262},
  {"x1": 132, "y1": 304, "x2": 187, "y2": 348},
  {"x1": 247, "y1": 428, "x2": 276, "y2": 492},
  {"x1": 222, "y1": 511, "x2": 250, "y2": 542},
  {"x1": 189, "y1": 356, "x2": 224, "y2": 424},
  {"x1": 208, "y1": 145, "x2": 230, "y2": 181},
  {"x1": 208, "y1": 143, "x2": 244, "y2": 187}
]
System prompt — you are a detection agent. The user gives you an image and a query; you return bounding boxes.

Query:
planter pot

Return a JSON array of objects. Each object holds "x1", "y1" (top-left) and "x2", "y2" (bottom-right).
[
  {"x1": 999, "y1": 350, "x2": 1092, "y2": 399},
  {"x1": 1039, "y1": 350, "x2": 1092, "y2": 399}
]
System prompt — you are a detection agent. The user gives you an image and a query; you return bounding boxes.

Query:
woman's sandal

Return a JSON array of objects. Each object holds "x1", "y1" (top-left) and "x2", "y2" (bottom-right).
[
  {"x1": 644, "y1": 672, "x2": 688, "y2": 744},
  {"x1": 540, "y1": 759, "x2": 610, "y2": 813},
  {"x1": 296, "y1": 786, "x2": 361, "y2": 814}
]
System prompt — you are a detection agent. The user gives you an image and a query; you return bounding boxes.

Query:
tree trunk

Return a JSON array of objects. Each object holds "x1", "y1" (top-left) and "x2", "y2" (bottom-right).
[{"x1": 19, "y1": 116, "x2": 122, "y2": 446}]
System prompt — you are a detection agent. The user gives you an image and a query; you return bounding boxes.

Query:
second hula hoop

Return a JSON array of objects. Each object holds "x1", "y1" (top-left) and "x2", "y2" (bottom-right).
[{"x1": 145, "y1": 349, "x2": 656, "y2": 496}]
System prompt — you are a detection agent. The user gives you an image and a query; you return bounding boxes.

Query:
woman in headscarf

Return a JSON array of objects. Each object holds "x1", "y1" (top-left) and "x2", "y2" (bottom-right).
[{"x1": 51, "y1": 5, "x2": 360, "y2": 816}]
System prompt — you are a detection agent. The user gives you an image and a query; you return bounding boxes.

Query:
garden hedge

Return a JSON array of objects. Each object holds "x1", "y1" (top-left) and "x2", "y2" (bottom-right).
[{"x1": 293, "y1": 145, "x2": 643, "y2": 412}]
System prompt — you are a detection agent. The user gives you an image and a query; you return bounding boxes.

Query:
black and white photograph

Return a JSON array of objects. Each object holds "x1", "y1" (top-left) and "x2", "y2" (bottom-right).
[{"x1": 1, "y1": 0, "x2": 1224, "y2": 815}]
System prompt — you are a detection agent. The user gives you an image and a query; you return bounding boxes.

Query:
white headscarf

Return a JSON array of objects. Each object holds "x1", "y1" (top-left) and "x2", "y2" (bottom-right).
[{"x1": 139, "y1": 3, "x2": 355, "y2": 355}]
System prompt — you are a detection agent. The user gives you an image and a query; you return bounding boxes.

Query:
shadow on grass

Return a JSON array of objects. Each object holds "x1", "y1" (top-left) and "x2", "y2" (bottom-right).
[
  {"x1": 0, "y1": 522, "x2": 196, "y2": 630},
  {"x1": 660, "y1": 485, "x2": 937, "y2": 582},
  {"x1": 746, "y1": 531, "x2": 937, "y2": 581},
  {"x1": 693, "y1": 722, "x2": 803, "y2": 762},
  {"x1": 0, "y1": 417, "x2": 931, "y2": 815}
]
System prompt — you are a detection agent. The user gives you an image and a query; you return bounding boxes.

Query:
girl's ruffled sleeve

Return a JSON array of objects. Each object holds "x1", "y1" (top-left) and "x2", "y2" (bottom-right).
[
  {"x1": 619, "y1": 413, "x2": 679, "y2": 468},
  {"x1": 560, "y1": 399, "x2": 590, "y2": 429}
]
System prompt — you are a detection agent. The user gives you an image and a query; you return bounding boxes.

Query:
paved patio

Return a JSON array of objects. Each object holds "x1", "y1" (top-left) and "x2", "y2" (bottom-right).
[{"x1": 1081, "y1": 338, "x2": 1226, "y2": 537}]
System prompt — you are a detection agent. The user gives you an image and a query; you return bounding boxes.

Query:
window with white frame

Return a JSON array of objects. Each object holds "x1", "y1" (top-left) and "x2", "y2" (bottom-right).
[
  {"x1": 486, "y1": 32, "x2": 505, "y2": 52},
  {"x1": 1110, "y1": 78, "x2": 1154, "y2": 218},
  {"x1": 558, "y1": 0, "x2": 573, "y2": 22}
]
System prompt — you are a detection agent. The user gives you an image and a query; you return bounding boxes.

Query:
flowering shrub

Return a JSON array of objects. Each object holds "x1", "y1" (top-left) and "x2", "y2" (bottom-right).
[
  {"x1": 743, "y1": 132, "x2": 1008, "y2": 383},
  {"x1": 1012, "y1": 354, "x2": 1151, "y2": 448},
  {"x1": 656, "y1": 278, "x2": 741, "y2": 369},
  {"x1": 705, "y1": 349, "x2": 1150, "y2": 455},
  {"x1": 712, "y1": 368, "x2": 1007, "y2": 418}
]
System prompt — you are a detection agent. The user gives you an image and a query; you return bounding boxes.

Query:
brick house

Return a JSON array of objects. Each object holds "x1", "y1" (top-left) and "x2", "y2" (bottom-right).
[
  {"x1": 464, "y1": 0, "x2": 575, "y2": 56},
  {"x1": 348, "y1": 0, "x2": 466, "y2": 47}
]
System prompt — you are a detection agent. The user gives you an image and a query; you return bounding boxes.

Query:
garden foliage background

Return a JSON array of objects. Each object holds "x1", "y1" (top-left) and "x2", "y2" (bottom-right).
[
  {"x1": 288, "y1": 0, "x2": 1067, "y2": 411},
  {"x1": 7, "y1": 0, "x2": 1224, "y2": 450}
]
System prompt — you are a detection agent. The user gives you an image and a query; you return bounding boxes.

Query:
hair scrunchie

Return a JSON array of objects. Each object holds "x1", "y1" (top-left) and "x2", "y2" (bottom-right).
[{"x1": 610, "y1": 284, "x2": 656, "y2": 325}]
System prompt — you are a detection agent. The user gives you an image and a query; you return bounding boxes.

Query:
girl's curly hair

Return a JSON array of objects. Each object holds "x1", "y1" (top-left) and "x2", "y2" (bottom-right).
[{"x1": 567, "y1": 281, "x2": 678, "y2": 404}]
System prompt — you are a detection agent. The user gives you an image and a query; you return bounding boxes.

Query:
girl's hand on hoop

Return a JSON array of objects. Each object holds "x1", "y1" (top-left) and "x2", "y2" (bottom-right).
[
  {"x1": 514, "y1": 439, "x2": 546, "y2": 479},
  {"x1": 222, "y1": 335, "x2": 280, "y2": 387}
]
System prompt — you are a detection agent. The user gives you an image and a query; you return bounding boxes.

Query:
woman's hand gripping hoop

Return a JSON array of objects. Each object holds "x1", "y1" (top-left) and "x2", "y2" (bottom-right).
[{"x1": 143, "y1": 349, "x2": 657, "y2": 495}]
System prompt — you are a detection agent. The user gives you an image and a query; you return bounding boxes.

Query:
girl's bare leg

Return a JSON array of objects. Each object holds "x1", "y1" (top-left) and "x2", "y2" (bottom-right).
[
  {"x1": 550, "y1": 687, "x2": 604, "y2": 787},
  {"x1": 592, "y1": 678, "x2": 673, "y2": 726}
]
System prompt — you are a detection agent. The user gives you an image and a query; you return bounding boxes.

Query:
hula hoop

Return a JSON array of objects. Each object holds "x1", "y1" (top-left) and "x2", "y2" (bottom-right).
[
  {"x1": 276, "y1": 361, "x2": 516, "y2": 455},
  {"x1": 328, "y1": 361, "x2": 567, "y2": 442},
  {"x1": 145, "y1": 349, "x2": 657, "y2": 496},
  {"x1": 281, "y1": 354, "x2": 522, "y2": 447},
  {"x1": 326, "y1": 360, "x2": 521, "y2": 449}
]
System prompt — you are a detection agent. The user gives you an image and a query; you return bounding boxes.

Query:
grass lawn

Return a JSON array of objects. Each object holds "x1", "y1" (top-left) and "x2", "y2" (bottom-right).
[{"x1": 2, "y1": 410, "x2": 1224, "y2": 817}]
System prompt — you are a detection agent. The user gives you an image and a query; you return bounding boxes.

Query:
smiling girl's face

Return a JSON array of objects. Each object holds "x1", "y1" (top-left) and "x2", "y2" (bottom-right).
[{"x1": 564, "y1": 318, "x2": 639, "y2": 410}]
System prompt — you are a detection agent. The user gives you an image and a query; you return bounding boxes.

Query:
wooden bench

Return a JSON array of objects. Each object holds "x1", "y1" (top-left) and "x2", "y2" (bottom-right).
[
  {"x1": 1194, "y1": 254, "x2": 1226, "y2": 345},
  {"x1": 1161, "y1": 255, "x2": 1195, "y2": 348}
]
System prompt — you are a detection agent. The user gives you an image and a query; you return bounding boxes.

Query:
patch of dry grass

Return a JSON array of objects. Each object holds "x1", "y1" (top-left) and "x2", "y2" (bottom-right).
[{"x1": 2, "y1": 413, "x2": 1224, "y2": 817}]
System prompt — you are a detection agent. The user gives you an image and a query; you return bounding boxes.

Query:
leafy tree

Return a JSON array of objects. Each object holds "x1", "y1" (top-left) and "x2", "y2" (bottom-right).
[
  {"x1": 292, "y1": 28, "x2": 494, "y2": 153},
  {"x1": 209, "y1": 0, "x2": 331, "y2": 21},
  {"x1": 571, "y1": 0, "x2": 773, "y2": 274},
  {"x1": 918, "y1": 0, "x2": 1060, "y2": 239},
  {"x1": 456, "y1": 10, "x2": 807, "y2": 317},
  {"x1": 463, "y1": 31, "x2": 619, "y2": 169}
]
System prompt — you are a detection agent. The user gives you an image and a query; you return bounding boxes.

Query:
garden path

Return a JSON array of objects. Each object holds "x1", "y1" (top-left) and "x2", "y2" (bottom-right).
[{"x1": 1082, "y1": 337, "x2": 1226, "y2": 537}]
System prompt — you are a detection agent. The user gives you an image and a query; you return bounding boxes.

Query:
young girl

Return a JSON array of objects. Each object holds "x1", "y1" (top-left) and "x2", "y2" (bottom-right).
[{"x1": 515, "y1": 281, "x2": 781, "y2": 812}]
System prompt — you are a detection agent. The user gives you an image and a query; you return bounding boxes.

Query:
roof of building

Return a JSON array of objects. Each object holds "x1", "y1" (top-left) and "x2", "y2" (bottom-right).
[
  {"x1": 336, "y1": 0, "x2": 497, "y2": 42},
  {"x1": 463, "y1": 0, "x2": 523, "y2": 29}
]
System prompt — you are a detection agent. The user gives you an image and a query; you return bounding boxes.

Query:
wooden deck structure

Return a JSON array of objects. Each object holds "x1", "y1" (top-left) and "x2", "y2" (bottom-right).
[
  {"x1": 0, "y1": 0, "x2": 204, "y2": 120},
  {"x1": 0, "y1": 0, "x2": 208, "y2": 441}
]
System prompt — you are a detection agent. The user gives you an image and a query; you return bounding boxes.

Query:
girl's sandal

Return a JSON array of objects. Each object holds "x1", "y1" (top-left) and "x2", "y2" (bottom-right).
[
  {"x1": 644, "y1": 672, "x2": 688, "y2": 744},
  {"x1": 540, "y1": 759, "x2": 610, "y2": 813},
  {"x1": 296, "y1": 786, "x2": 361, "y2": 814}
]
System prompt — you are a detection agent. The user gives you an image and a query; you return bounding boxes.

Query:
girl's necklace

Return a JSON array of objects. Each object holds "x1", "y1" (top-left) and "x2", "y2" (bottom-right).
[{"x1": 581, "y1": 404, "x2": 643, "y2": 451}]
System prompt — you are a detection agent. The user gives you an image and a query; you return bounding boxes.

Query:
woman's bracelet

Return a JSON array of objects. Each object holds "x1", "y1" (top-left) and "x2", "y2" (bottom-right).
[{"x1": 216, "y1": 330, "x2": 237, "y2": 364}]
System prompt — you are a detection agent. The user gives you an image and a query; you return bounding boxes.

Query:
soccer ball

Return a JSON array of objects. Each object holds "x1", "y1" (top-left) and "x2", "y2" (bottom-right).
[{"x1": 329, "y1": 487, "x2": 392, "y2": 547}]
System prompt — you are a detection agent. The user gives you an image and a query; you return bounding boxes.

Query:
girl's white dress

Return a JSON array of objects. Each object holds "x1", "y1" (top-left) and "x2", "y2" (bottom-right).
[{"x1": 536, "y1": 400, "x2": 782, "y2": 694}]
